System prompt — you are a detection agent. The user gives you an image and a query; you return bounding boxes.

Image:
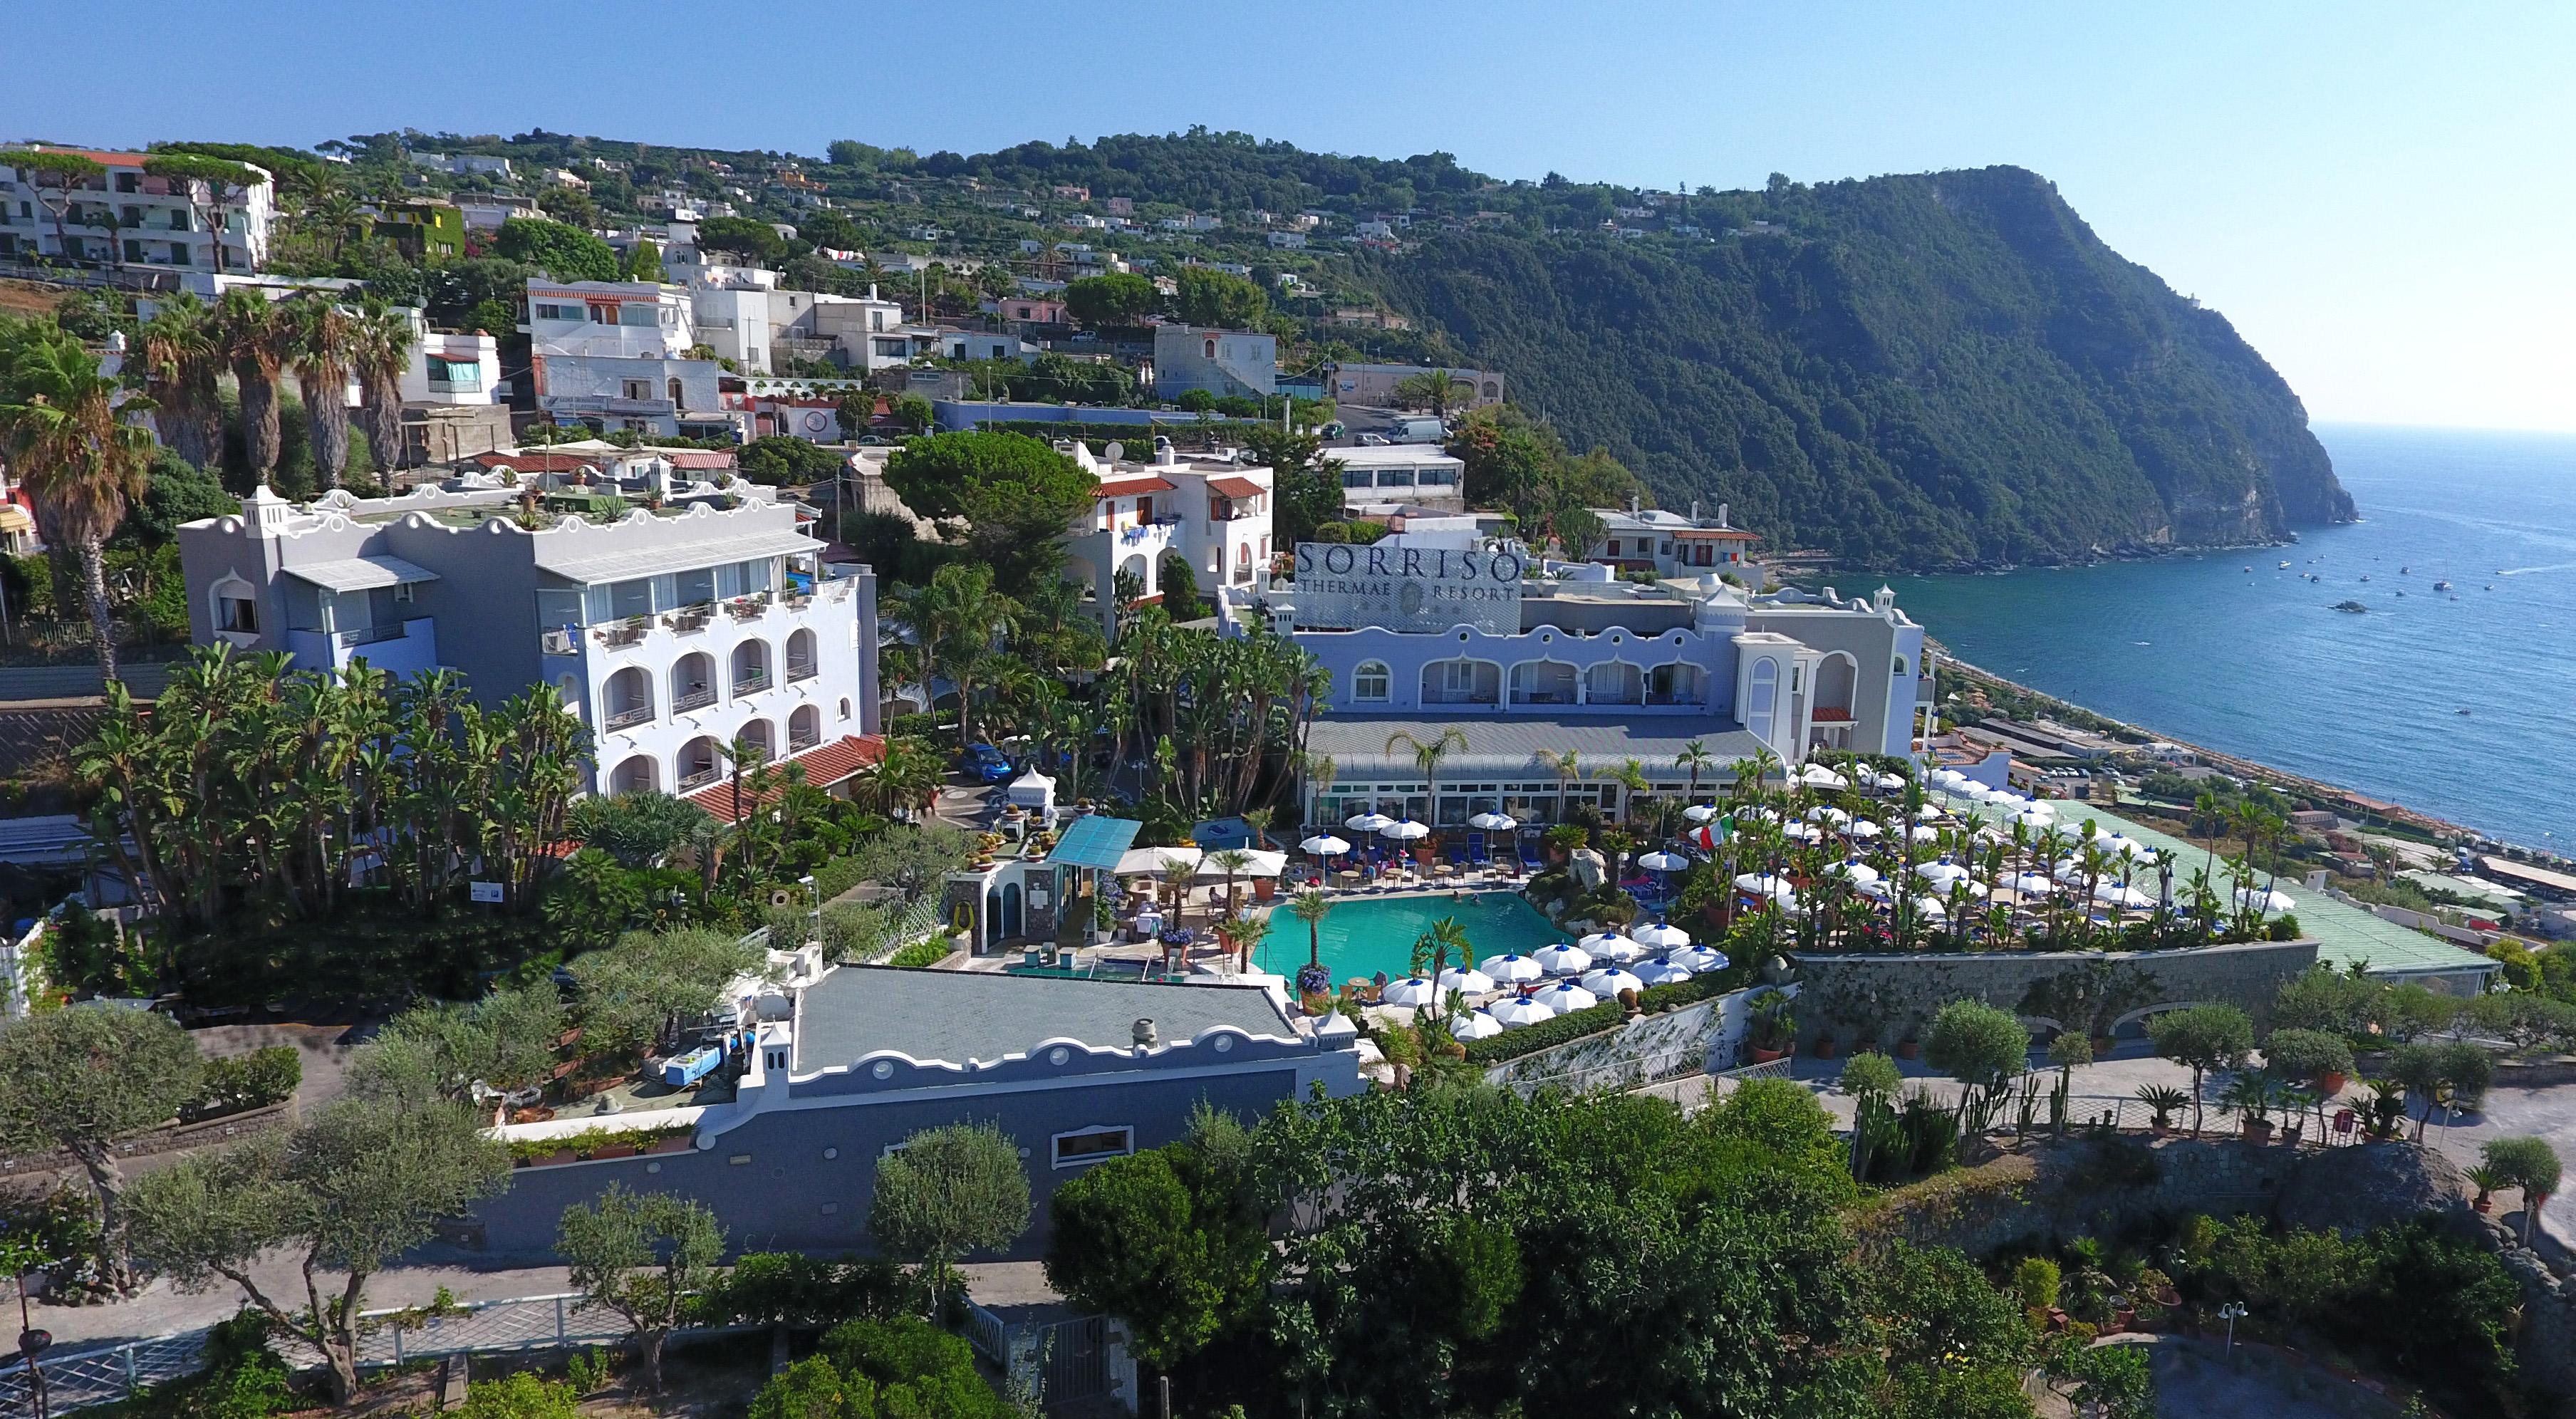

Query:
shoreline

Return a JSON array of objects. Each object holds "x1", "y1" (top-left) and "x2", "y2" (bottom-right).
[{"x1": 1929, "y1": 645, "x2": 2493, "y2": 849}]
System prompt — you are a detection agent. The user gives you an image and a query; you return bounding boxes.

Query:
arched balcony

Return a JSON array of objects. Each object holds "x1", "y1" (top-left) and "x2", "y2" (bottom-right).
[
  {"x1": 737, "y1": 717, "x2": 774, "y2": 765},
  {"x1": 1586, "y1": 661, "x2": 1643, "y2": 706},
  {"x1": 675, "y1": 735, "x2": 724, "y2": 792},
  {"x1": 1646, "y1": 662, "x2": 1709, "y2": 707},
  {"x1": 603, "y1": 665, "x2": 654, "y2": 731},
  {"x1": 671, "y1": 652, "x2": 716, "y2": 714},
  {"x1": 785, "y1": 628, "x2": 818, "y2": 683},
  {"x1": 1510, "y1": 660, "x2": 1577, "y2": 706},
  {"x1": 731, "y1": 638, "x2": 772, "y2": 696},
  {"x1": 789, "y1": 703, "x2": 822, "y2": 753},
  {"x1": 608, "y1": 754, "x2": 658, "y2": 794}
]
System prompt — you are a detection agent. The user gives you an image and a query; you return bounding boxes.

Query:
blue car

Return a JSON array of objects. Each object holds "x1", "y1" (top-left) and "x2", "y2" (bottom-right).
[{"x1": 960, "y1": 743, "x2": 1014, "y2": 784}]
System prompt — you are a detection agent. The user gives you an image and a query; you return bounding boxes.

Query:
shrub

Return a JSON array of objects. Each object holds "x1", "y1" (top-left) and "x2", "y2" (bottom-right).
[
  {"x1": 1923, "y1": 1001, "x2": 2030, "y2": 1095},
  {"x1": 887, "y1": 940, "x2": 949, "y2": 970},
  {"x1": 1839, "y1": 1051, "x2": 1902, "y2": 1101},
  {"x1": 2013, "y1": 1256, "x2": 2061, "y2": 1311},
  {"x1": 1703, "y1": 1078, "x2": 1849, "y2": 1185},
  {"x1": 2261, "y1": 1028, "x2": 2352, "y2": 1083},
  {"x1": 2481, "y1": 1135, "x2": 2562, "y2": 1200},
  {"x1": 185, "y1": 1046, "x2": 302, "y2": 1121},
  {"x1": 454, "y1": 1373, "x2": 581, "y2": 1419},
  {"x1": 691, "y1": 1252, "x2": 922, "y2": 1328}
]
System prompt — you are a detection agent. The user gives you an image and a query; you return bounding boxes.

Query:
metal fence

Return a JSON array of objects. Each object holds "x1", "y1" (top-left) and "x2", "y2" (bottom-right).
[
  {"x1": 0, "y1": 1292, "x2": 686, "y2": 1418},
  {"x1": 1498, "y1": 1039, "x2": 1715, "y2": 1098}
]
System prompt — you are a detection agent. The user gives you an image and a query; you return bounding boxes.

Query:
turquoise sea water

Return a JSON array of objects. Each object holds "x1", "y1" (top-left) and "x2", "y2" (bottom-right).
[
  {"x1": 1888, "y1": 425, "x2": 2576, "y2": 849},
  {"x1": 1257, "y1": 891, "x2": 1563, "y2": 982}
]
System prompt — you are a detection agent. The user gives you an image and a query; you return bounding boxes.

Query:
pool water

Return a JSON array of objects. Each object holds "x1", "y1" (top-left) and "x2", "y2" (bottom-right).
[{"x1": 1257, "y1": 891, "x2": 1563, "y2": 984}]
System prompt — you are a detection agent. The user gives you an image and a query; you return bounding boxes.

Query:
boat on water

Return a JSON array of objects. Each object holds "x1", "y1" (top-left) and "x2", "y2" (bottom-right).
[
  {"x1": 2434, "y1": 580, "x2": 2453, "y2": 591},
  {"x1": 2399, "y1": 566, "x2": 2410, "y2": 575},
  {"x1": 2278, "y1": 561, "x2": 2292, "y2": 569},
  {"x1": 2458, "y1": 708, "x2": 2473, "y2": 715},
  {"x1": 2332, "y1": 601, "x2": 2367, "y2": 613}
]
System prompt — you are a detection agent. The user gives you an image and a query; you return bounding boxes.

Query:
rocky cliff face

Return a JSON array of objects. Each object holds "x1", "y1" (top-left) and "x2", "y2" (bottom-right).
[{"x1": 1375, "y1": 166, "x2": 2356, "y2": 568}]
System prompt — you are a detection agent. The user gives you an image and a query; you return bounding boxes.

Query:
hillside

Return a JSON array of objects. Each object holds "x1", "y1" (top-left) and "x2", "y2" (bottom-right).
[
  {"x1": 1367, "y1": 167, "x2": 2353, "y2": 567},
  {"x1": 229, "y1": 129, "x2": 2349, "y2": 567}
]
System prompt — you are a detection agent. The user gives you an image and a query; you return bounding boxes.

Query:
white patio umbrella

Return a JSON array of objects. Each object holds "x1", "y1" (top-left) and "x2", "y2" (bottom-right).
[
  {"x1": 1453, "y1": 1009, "x2": 1505, "y2": 1040},
  {"x1": 1636, "y1": 850, "x2": 1690, "y2": 872},
  {"x1": 1913, "y1": 895, "x2": 1950, "y2": 920},
  {"x1": 1827, "y1": 858, "x2": 1881, "y2": 885},
  {"x1": 1379, "y1": 977, "x2": 1439, "y2": 1007},
  {"x1": 1674, "y1": 944, "x2": 1729, "y2": 972},
  {"x1": 1114, "y1": 845, "x2": 1203, "y2": 876},
  {"x1": 1480, "y1": 952, "x2": 1546, "y2": 984},
  {"x1": 1631, "y1": 920, "x2": 1691, "y2": 950},
  {"x1": 1581, "y1": 966, "x2": 1646, "y2": 998},
  {"x1": 1931, "y1": 769, "x2": 1968, "y2": 789},
  {"x1": 1299, "y1": 833, "x2": 1354, "y2": 856},
  {"x1": 1847, "y1": 818, "x2": 1884, "y2": 839},
  {"x1": 1578, "y1": 930, "x2": 1641, "y2": 963},
  {"x1": 1914, "y1": 804, "x2": 1945, "y2": 821},
  {"x1": 2096, "y1": 883, "x2": 2155, "y2": 910},
  {"x1": 1468, "y1": 811, "x2": 1519, "y2": 831},
  {"x1": 1196, "y1": 850, "x2": 1287, "y2": 879},
  {"x1": 1798, "y1": 764, "x2": 1849, "y2": 789},
  {"x1": 1949, "y1": 879, "x2": 1992, "y2": 901},
  {"x1": 2014, "y1": 808, "x2": 2056, "y2": 829},
  {"x1": 1683, "y1": 804, "x2": 1723, "y2": 823},
  {"x1": 1379, "y1": 820, "x2": 1431, "y2": 842},
  {"x1": 1858, "y1": 878, "x2": 1893, "y2": 902},
  {"x1": 2236, "y1": 887, "x2": 2297, "y2": 913},
  {"x1": 1534, "y1": 941, "x2": 1594, "y2": 974},
  {"x1": 1916, "y1": 857, "x2": 1968, "y2": 886},
  {"x1": 1538, "y1": 981, "x2": 1599, "y2": 1014},
  {"x1": 1438, "y1": 966, "x2": 1497, "y2": 996},
  {"x1": 1634, "y1": 956, "x2": 1695, "y2": 986},
  {"x1": 1909, "y1": 825, "x2": 1941, "y2": 843},
  {"x1": 1806, "y1": 805, "x2": 1852, "y2": 826},
  {"x1": 1733, "y1": 872, "x2": 1797, "y2": 903},
  {"x1": 1490, "y1": 994, "x2": 1555, "y2": 1029},
  {"x1": 1344, "y1": 811, "x2": 1396, "y2": 833},
  {"x1": 2009, "y1": 871, "x2": 2058, "y2": 897},
  {"x1": 1788, "y1": 823, "x2": 1826, "y2": 844}
]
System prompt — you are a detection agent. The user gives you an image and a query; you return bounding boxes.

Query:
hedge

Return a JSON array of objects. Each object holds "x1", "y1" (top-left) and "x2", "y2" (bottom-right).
[
  {"x1": 1461, "y1": 968, "x2": 1745, "y2": 1066},
  {"x1": 887, "y1": 940, "x2": 949, "y2": 970}
]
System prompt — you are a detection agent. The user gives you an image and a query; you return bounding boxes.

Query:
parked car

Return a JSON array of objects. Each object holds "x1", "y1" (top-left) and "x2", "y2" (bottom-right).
[
  {"x1": 1320, "y1": 421, "x2": 1347, "y2": 440},
  {"x1": 1354, "y1": 432, "x2": 1392, "y2": 446},
  {"x1": 960, "y1": 743, "x2": 1014, "y2": 784},
  {"x1": 1387, "y1": 415, "x2": 1447, "y2": 445}
]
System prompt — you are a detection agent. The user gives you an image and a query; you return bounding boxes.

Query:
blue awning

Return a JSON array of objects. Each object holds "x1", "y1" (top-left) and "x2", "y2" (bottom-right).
[{"x1": 1047, "y1": 816, "x2": 1143, "y2": 871}]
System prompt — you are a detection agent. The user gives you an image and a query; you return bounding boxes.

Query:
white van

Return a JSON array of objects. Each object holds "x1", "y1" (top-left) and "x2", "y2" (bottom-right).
[{"x1": 1387, "y1": 415, "x2": 1448, "y2": 445}]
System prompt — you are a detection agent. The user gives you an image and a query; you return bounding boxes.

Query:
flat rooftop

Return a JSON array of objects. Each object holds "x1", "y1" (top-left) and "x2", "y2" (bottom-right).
[{"x1": 792, "y1": 967, "x2": 1297, "y2": 1071}]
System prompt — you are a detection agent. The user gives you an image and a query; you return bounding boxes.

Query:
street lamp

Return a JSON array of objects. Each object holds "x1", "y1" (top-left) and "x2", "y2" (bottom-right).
[
  {"x1": 800, "y1": 874, "x2": 821, "y2": 948},
  {"x1": 2218, "y1": 1301, "x2": 2247, "y2": 1360}
]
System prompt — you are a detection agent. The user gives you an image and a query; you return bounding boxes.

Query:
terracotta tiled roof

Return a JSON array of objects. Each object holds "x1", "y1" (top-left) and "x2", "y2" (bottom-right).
[
  {"x1": 685, "y1": 734, "x2": 886, "y2": 821},
  {"x1": 1207, "y1": 476, "x2": 1265, "y2": 499},
  {"x1": 1096, "y1": 475, "x2": 1175, "y2": 499}
]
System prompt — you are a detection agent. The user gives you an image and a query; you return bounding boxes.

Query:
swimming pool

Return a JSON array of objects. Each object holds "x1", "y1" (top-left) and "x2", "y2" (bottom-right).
[{"x1": 1257, "y1": 891, "x2": 1562, "y2": 984}]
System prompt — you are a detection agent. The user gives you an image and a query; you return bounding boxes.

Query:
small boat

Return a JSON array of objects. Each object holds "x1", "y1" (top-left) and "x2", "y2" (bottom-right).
[
  {"x1": 2278, "y1": 561, "x2": 2291, "y2": 569},
  {"x1": 2458, "y1": 708, "x2": 2473, "y2": 715},
  {"x1": 2433, "y1": 580, "x2": 2452, "y2": 591},
  {"x1": 2399, "y1": 566, "x2": 2410, "y2": 575},
  {"x1": 2332, "y1": 600, "x2": 2367, "y2": 613},
  {"x1": 2359, "y1": 574, "x2": 2371, "y2": 582},
  {"x1": 2243, "y1": 566, "x2": 2253, "y2": 573},
  {"x1": 2486, "y1": 584, "x2": 2496, "y2": 591}
]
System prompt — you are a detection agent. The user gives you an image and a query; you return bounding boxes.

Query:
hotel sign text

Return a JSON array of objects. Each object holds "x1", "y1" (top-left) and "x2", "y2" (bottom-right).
[{"x1": 1293, "y1": 542, "x2": 1525, "y2": 634}]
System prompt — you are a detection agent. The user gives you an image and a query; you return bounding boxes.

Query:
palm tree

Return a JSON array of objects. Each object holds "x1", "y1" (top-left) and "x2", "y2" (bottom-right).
[
  {"x1": 1289, "y1": 888, "x2": 1331, "y2": 974},
  {"x1": 286, "y1": 293, "x2": 360, "y2": 489},
  {"x1": 1534, "y1": 747, "x2": 1582, "y2": 825},
  {"x1": 1409, "y1": 915, "x2": 1473, "y2": 1026},
  {"x1": 214, "y1": 287, "x2": 289, "y2": 483},
  {"x1": 133, "y1": 293, "x2": 224, "y2": 469},
  {"x1": 2192, "y1": 789, "x2": 2228, "y2": 878},
  {"x1": 1240, "y1": 806, "x2": 1274, "y2": 851},
  {"x1": 890, "y1": 562, "x2": 1018, "y2": 751},
  {"x1": 1594, "y1": 757, "x2": 1652, "y2": 828},
  {"x1": 351, "y1": 298, "x2": 416, "y2": 476},
  {"x1": 0, "y1": 329, "x2": 155, "y2": 682},
  {"x1": 1675, "y1": 739, "x2": 1713, "y2": 804},
  {"x1": 1208, "y1": 847, "x2": 1254, "y2": 919},
  {"x1": 1385, "y1": 727, "x2": 1469, "y2": 838},
  {"x1": 1158, "y1": 858, "x2": 1198, "y2": 935}
]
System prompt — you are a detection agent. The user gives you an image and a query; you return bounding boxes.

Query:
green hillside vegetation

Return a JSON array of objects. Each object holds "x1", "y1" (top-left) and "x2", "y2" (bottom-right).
[{"x1": 227, "y1": 128, "x2": 2346, "y2": 568}]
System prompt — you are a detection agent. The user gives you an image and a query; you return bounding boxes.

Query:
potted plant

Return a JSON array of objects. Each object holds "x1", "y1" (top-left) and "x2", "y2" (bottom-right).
[
  {"x1": 2136, "y1": 1084, "x2": 2190, "y2": 1136},
  {"x1": 2468, "y1": 1164, "x2": 2504, "y2": 1214},
  {"x1": 1747, "y1": 991, "x2": 1795, "y2": 1064},
  {"x1": 1895, "y1": 1027, "x2": 1920, "y2": 1061},
  {"x1": 646, "y1": 1129, "x2": 694, "y2": 1155},
  {"x1": 2221, "y1": 1071, "x2": 2278, "y2": 1143}
]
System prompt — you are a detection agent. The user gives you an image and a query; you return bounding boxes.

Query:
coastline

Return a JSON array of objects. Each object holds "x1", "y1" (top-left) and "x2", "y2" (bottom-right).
[{"x1": 1928, "y1": 643, "x2": 2487, "y2": 847}]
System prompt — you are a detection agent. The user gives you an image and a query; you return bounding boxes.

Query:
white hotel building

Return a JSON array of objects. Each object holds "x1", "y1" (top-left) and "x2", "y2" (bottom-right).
[
  {"x1": 1061, "y1": 443, "x2": 1273, "y2": 630},
  {"x1": 178, "y1": 478, "x2": 882, "y2": 803},
  {"x1": 0, "y1": 147, "x2": 274, "y2": 272}
]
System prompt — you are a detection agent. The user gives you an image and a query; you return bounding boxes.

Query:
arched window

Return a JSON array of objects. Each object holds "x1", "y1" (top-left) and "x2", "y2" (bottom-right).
[
  {"x1": 1351, "y1": 660, "x2": 1391, "y2": 703},
  {"x1": 785, "y1": 628, "x2": 817, "y2": 681},
  {"x1": 1586, "y1": 660, "x2": 1643, "y2": 705},
  {"x1": 1203, "y1": 337, "x2": 1217, "y2": 359},
  {"x1": 1646, "y1": 662, "x2": 1708, "y2": 706},
  {"x1": 789, "y1": 704, "x2": 821, "y2": 752},
  {"x1": 676, "y1": 735, "x2": 723, "y2": 791},
  {"x1": 1482, "y1": 381, "x2": 1499, "y2": 400},
  {"x1": 738, "y1": 717, "x2": 774, "y2": 763},
  {"x1": 666, "y1": 377, "x2": 683, "y2": 406},
  {"x1": 838, "y1": 697, "x2": 853, "y2": 721},
  {"x1": 1747, "y1": 659, "x2": 1778, "y2": 742},
  {"x1": 603, "y1": 665, "x2": 654, "y2": 729},
  {"x1": 1894, "y1": 655, "x2": 1908, "y2": 675}
]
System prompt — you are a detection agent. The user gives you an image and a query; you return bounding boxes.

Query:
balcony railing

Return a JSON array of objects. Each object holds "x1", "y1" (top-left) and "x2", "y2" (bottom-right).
[
  {"x1": 665, "y1": 606, "x2": 714, "y2": 634},
  {"x1": 785, "y1": 660, "x2": 817, "y2": 683},
  {"x1": 671, "y1": 686, "x2": 717, "y2": 713},
  {"x1": 338, "y1": 623, "x2": 409, "y2": 648},
  {"x1": 788, "y1": 728, "x2": 821, "y2": 753},
  {"x1": 605, "y1": 705, "x2": 654, "y2": 732},
  {"x1": 725, "y1": 594, "x2": 770, "y2": 620},
  {"x1": 677, "y1": 767, "x2": 722, "y2": 792},
  {"x1": 732, "y1": 671, "x2": 770, "y2": 695}
]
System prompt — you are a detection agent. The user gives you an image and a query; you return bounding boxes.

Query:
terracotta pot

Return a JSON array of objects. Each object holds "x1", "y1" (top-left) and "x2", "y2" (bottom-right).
[
  {"x1": 1896, "y1": 1039, "x2": 1919, "y2": 1060},
  {"x1": 2114, "y1": 1307, "x2": 2136, "y2": 1333},
  {"x1": 541, "y1": 1148, "x2": 574, "y2": 1167},
  {"x1": 1750, "y1": 1044, "x2": 1785, "y2": 1064},
  {"x1": 2316, "y1": 1071, "x2": 2347, "y2": 1096},
  {"x1": 2241, "y1": 1118, "x2": 2273, "y2": 1143},
  {"x1": 596, "y1": 1142, "x2": 640, "y2": 1160},
  {"x1": 1812, "y1": 1037, "x2": 1837, "y2": 1059},
  {"x1": 2474, "y1": 1196, "x2": 2494, "y2": 1214},
  {"x1": 2150, "y1": 1122, "x2": 2172, "y2": 1138},
  {"x1": 647, "y1": 1134, "x2": 693, "y2": 1155}
]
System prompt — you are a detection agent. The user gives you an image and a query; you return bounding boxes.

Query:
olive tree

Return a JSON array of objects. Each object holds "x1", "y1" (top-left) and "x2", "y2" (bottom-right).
[
  {"x1": 123, "y1": 1093, "x2": 510, "y2": 1402},
  {"x1": 868, "y1": 1123, "x2": 1030, "y2": 1314},
  {"x1": 1922, "y1": 1001, "x2": 2030, "y2": 1131},
  {"x1": 557, "y1": 1185, "x2": 726, "y2": 1391},
  {"x1": 2146, "y1": 1004, "x2": 2255, "y2": 1135},
  {"x1": 0, "y1": 1007, "x2": 204, "y2": 1291},
  {"x1": 2481, "y1": 1135, "x2": 2562, "y2": 1245}
]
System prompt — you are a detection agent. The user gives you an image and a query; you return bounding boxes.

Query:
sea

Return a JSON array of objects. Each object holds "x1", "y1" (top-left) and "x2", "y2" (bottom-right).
[{"x1": 1886, "y1": 424, "x2": 2576, "y2": 851}]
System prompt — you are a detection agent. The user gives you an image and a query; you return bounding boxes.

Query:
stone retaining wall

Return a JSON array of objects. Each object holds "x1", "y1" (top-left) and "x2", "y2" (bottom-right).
[{"x1": 1790, "y1": 939, "x2": 2317, "y2": 1052}]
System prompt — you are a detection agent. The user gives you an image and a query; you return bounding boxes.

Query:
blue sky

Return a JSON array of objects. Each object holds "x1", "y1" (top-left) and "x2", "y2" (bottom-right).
[{"x1": 9, "y1": 1, "x2": 2570, "y2": 431}]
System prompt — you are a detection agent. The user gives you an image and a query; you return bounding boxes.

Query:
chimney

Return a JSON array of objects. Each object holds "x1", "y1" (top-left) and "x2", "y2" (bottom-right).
[
  {"x1": 1718, "y1": 502, "x2": 1730, "y2": 529},
  {"x1": 1689, "y1": 499, "x2": 1700, "y2": 522},
  {"x1": 1132, "y1": 1018, "x2": 1158, "y2": 1053},
  {"x1": 1157, "y1": 446, "x2": 1178, "y2": 467},
  {"x1": 1629, "y1": 494, "x2": 1641, "y2": 516}
]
